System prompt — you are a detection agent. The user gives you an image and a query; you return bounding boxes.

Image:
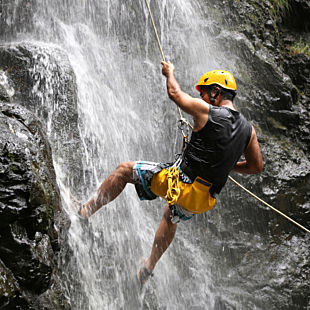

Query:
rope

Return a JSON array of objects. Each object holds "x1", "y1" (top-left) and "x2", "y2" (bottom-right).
[
  {"x1": 228, "y1": 176, "x2": 310, "y2": 234},
  {"x1": 144, "y1": 0, "x2": 165, "y2": 62},
  {"x1": 166, "y1": 167, "x2": 180, "y2": 205},
  {"x1": 144, "y1": 0, "x2": 184, "y2": 120},
  {"x1": 144, "y1": 0, "x2": 310, "y2": 235}
]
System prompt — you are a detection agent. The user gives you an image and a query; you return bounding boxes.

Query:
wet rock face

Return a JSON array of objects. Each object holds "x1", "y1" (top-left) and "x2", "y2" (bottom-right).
[
  {"x1": 284, "y1": 54, "x2": 310, "y2": 96},
  {"x1": 0, "y1": 102, "x2": 68, "y2": 309},
  {"x1": 0, "y1": 42, "x2": 83, "y2": 190}
]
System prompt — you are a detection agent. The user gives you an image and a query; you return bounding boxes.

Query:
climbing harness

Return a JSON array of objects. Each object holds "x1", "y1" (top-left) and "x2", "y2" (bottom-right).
[{"x1": 144, "y1": 0, "x2": 310, "y2": 234}]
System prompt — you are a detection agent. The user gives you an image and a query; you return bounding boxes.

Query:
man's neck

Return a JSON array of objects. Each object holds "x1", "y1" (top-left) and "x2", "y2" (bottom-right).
[{"x1": 218, "y1": 100, "x2": 235, "y2": 110}]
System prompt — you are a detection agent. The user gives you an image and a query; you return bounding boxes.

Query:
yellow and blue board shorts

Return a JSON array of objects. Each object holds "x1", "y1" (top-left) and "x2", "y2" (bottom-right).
[{"x1": 133, "y1": 161, "x2": 216, "y2": 218}]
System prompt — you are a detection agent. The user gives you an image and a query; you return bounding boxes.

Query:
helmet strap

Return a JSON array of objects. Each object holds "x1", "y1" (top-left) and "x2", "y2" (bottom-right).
[
  {"x1": 207, "y1": 89, "x2": 214, "y2": 104},
  {"x1": 208, "y1": 88, "x2": 221, "y2": 104}
]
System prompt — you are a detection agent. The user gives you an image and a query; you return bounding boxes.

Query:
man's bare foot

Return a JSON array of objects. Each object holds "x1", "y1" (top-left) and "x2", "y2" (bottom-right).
[
  {"x1": 137, "y1": 259, "x2": 153, "y2": 287},
  {"x1": 78, "y1": 204, "x2": 90, "y2": 219}
]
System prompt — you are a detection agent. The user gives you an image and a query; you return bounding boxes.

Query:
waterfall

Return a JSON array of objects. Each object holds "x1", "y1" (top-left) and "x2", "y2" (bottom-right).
[
  {"x1": 51, "y1": 2, "x2": 215, "y2": 308},
  {"x1": 54, "y1": 2, "x2": 222, "y2": 308},
  {"x1": 1, "y1": 1, "x2": 226, "y2": 308}
]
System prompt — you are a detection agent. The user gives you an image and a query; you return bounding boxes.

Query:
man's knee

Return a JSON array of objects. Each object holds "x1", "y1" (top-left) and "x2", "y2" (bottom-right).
[{"x1": 116, "y1": 161, "x2": 136, "y2": 183}]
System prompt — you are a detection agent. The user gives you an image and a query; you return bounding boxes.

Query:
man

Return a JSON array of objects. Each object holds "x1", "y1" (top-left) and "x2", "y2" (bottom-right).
[{"x1": 77, "y1": 61, "x2": 263, "y2": 285}]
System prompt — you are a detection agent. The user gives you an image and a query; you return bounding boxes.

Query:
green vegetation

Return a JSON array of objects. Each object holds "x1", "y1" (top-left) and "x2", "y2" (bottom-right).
[
  {"x1": 289, "y1": 40, "x2": 310, "y2": 57},
  {"x1": 10, "y1": 165, "x2": 18, "y2": 172},
  {"x1": 267, "y1": 117, "x2": 287, "y2": 131},
  {"x1": 7, "y1": 153, "x2": 15, "y2": 162},
  {"x1": 269, "y1": 0, "x2": 291, "y2": 17}
]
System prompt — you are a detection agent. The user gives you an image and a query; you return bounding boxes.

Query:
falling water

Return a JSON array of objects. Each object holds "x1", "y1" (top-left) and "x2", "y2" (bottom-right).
[
  {"x1": 53, "y1": 2, "x2": 224, "y2": 308},
  {"x1": 0, "y1": 1, "x2": 228, "y2": 308},
  {"x1": 3, "y1": 0, "x2": 306, "y2": 309}
]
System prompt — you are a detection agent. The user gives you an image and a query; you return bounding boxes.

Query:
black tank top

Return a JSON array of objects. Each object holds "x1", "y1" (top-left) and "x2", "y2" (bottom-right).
[{"x1": 181, "y1": 105, "x2": 252, "y2": 194}]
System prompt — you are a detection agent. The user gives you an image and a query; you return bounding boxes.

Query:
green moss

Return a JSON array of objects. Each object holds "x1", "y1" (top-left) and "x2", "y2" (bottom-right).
[
  {"x1": 289, "y1": 40, "x2": 310, "y2": 57},
  {"x1": 279, "y1": 137, "x2": 292, "y2": 153},
  {"x1": 8, "y1": 152, "x2": 15, "y2": 162},
  {"x1": 10, "y1": 165, "x2": 18, "y2": 171},
  {"x1": 47, "y1": 204, "x2": 54, "y2": 220},
  {"x1": 267, "y1": 116, "x2": 287, "y2": 130},
  {"x1": 0, "y1": 263, "x2": 17, "y2": 297},
  {"x1": 296, "y1": 89, "x2": 305, "y2": 97}
]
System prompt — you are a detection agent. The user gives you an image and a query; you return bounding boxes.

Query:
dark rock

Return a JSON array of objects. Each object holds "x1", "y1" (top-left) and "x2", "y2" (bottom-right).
[
  {"x1": 0, "y1": 260, "x2": 31, "y2": 309},
  {"x1": 284, "y1": 53, "x2": 310, "y2": 96},
  {"x1": 0, "y1": 101, "x2": 69, "y2": 309},
  {"x1": 268, "y1": 109, "x2": 300, "y2": 129},
  {"x1": 0, "y1": 42, "x2": 84, "y2": 190},
  {"x1": 280, "y1": 0, "x2": 310, "y2": 31}
]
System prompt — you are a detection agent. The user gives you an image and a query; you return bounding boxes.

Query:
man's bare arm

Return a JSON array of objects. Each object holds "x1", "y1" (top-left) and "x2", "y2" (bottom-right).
[
  {"x1": 233, "y1": 126, "x2": 263, "y2": 174},
  {"x1": 161, "y1": 61, "x2": 209, "y2": 121}
]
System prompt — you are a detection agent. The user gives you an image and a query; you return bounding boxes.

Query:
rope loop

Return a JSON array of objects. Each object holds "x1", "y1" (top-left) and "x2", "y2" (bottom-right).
[{"x1": 165, "y1": 167, "x2": 180, "y2": 205}]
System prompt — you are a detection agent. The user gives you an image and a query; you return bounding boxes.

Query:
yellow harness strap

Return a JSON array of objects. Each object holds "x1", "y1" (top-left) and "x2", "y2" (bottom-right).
[{"x1": 165, "y1": 167, "x2": 180, "y2": 205}]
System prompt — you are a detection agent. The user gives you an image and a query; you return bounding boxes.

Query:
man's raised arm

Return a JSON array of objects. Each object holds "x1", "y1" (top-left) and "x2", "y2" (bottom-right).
[{"x1": 161, "y1": 61, "x2": 209, "y2": 120}]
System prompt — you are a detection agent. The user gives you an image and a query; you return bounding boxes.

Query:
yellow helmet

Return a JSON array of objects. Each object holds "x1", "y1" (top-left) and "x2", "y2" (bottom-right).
[{"x1": 195, "y1": 70, "x2": 237, "y2": 92}]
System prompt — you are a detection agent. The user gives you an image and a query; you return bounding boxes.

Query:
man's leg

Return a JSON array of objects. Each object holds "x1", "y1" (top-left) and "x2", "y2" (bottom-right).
[
  {"x1": 144, "y1": 204, "x2": 177, "y2": 272},
  {"x1": 80, "y1": 161, "x2": 136, "y2": 218}
]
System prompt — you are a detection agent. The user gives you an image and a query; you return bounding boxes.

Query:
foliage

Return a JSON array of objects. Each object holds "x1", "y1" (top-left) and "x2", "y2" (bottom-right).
[
  {"x1": 269, "y1": 0, "x2": 291, "y2": 17},
  {"x1": 289, "y1": 40, "x2": 310, "y2": 57}
]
